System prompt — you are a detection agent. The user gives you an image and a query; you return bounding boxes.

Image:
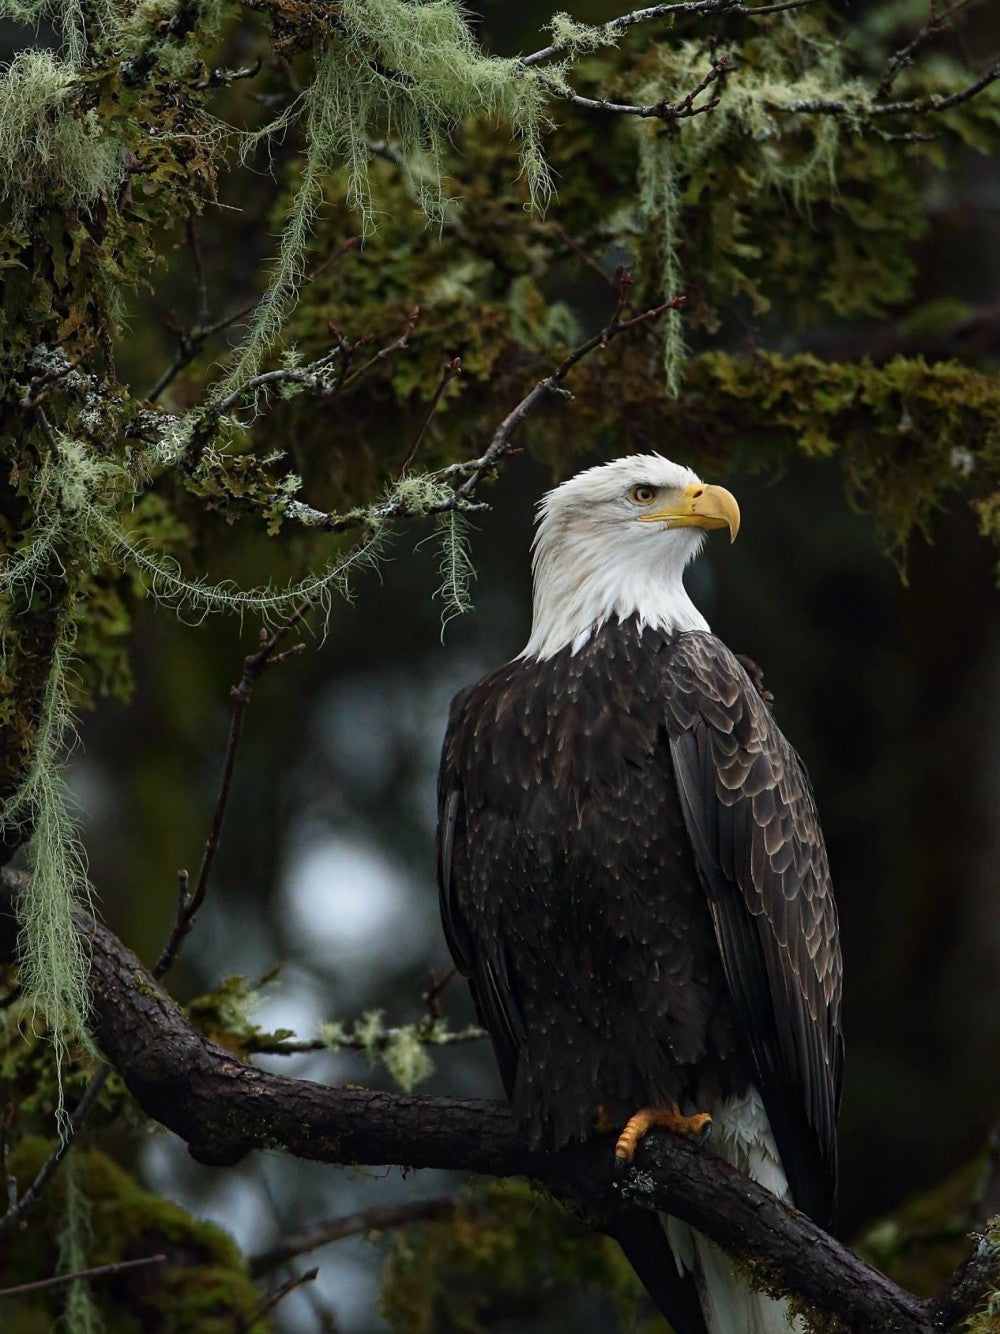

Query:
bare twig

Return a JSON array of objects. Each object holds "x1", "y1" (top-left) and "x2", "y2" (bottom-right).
[
  {"x1": 877, "y1": 60, "x2": 1000, "y2": 115},
  {"x1": 423, "y1": 965, "x2": 457, "y2": 1023},
  {"x1": 0, "y1": 1066, "x2": 111, "y2": 1238},
  {"x1": 238, "y1": 1267, "x2": 319, "y2": 1332},
  {"x1": 0, "y1": 1253, "x2": 166, "y2": 1299},
  {"x1": 250, "y1": 1197, "x2": 457, "y2": 1276},
  {"x1": 449, "y1": 276, "x2": 685, "y2": 501},
  {"x1": 146, "y1": 237, "x2": 359, "y2": 404},
  {"x1": 339, "y1": 306, "x2": 420, "y2": 389},
  {"x1": 542, "y1": 54, "x2": 728, "y2": 121},
  {"x1": 252, "y1": 1162, "x2": 343, "y2": 1332},
  {"x1": 551, "y1": 224, "x2": 624, "y2": 295},
  {"x1": 1, "y1": 1111, "x2": 15, "y2": 1211},
  {"x1": 875, "y1": 0, "x2": 974, "y2": 100},
  {"x1": 778, "y1": 61, "x2": 1000, "y2": 118},
  {"x1": 186, "y1": 212, "x2": 209, "y2": 329},
  {"x1": 152, "y1": 617, "x2": 308, "y2": 980},
  {"x1": 145, "y1": 298, "x2": 259, "y2": 403},
  {"x1": 399, "y1": 357, "x2": 462, "y2": 477}
]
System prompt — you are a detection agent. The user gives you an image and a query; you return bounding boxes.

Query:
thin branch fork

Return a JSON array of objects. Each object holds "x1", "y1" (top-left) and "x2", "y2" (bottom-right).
[
  {"x1": 542, "y1": 54, "x2": 728, "y2": 121},
  {"x1": 146, "y1": 236, "x2": 360, "y2": 404},
  {"x1": 874, "y1": 0, "x2": 975, "y2": 100},
  {"x1": 451, "y1": 282, "x2": 686, "y2": 502},
  {"x1": 778, "y1": 59, "x2": 1000, "y2": 119},
  {"x1": 153, "y1": 616, "x2": 307, "y2": 979},
  {"x1": 398, "y1": 356, "x2": 463, "y2": 478},
  {"x1": 238, "y1": 1266, "x2": 318, "y2": 1332},
  {"x1": 0, "y1": 871, "x2": 982, "y2": 1334}
]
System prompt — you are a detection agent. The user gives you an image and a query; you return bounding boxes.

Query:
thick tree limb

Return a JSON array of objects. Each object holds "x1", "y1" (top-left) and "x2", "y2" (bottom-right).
[{"x1": 1, "y1": 869, "x2": 988, "y2": 1331}]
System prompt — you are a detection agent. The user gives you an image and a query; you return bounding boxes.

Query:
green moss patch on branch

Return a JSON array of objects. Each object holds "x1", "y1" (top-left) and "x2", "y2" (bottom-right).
[{"x1": 2, "y1": 1138, "x2": 266, "y2": 1332}]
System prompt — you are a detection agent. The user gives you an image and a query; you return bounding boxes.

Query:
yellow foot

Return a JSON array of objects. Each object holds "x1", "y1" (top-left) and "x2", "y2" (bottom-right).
[{"x1": 614, "y1": 1104, "x2": 713, "y2": 1163}]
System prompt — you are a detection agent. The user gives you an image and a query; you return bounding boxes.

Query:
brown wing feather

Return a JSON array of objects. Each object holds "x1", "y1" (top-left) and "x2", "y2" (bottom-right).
[
  {"x1": 437, "y1": 716, "x2": 524, "y2": 1095},
  {"x1": 664, "y1": 634, "x2": 843, "y2": 1226}
]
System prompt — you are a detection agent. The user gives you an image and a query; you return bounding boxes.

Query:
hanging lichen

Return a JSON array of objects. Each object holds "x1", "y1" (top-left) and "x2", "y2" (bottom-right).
[
  {"x1": 0, "y1": 625, "x2": 95, "y2": 1126},
  {"x1": 435, "y1": 509, "x2": 475, "y2": 638},
  {"x1": 218, "y1": 0, "x2": 555, "y2": 395},
  {"x1": 632, "y1": 24, "x2": 870, "y2": 390},
  {"x1": 56, "y1": 1154, "x2": 102, "y2": 1334}
]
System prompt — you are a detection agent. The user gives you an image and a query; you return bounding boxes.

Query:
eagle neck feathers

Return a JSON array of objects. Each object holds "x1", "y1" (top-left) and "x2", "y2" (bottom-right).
[{"x1": 520, "y1": 522, "x2": 709, "y2": 661}]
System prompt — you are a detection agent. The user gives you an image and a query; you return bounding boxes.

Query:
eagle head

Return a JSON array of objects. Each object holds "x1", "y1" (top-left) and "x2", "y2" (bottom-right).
[{"x1": 522, "y1": 454, "x2": 740, "y2": 661}]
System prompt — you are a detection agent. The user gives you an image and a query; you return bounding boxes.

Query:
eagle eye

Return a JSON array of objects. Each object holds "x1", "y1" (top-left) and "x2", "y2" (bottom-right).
[{"x1": 628, "y1": 484, "x2": 657, "y2": 506}]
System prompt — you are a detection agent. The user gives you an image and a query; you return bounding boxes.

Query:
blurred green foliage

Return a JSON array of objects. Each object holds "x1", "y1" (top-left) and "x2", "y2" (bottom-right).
[
  {"x1": 380, "y1": 1182, "x2": 665, "y2": 1333},
  {"x1": 1, "y1": 1138, "x2": 266, "y2": 1333}
]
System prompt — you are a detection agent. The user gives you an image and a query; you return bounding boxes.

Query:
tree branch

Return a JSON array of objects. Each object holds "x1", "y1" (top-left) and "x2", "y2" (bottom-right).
[
  {"x1": 249, "y1": 1198, "x2": 458, "y2": 1277},
  {"x1": 0, "y1": 1254, "x2": 166, "y2": 1299},
  {"x1": 152, "y1": 620, "x2": 305, "y2": 978},
  {"x1": 540, "y1": 55, "x2": 728, "y2": 121},
  {"x1": 145, "y1": 282, "x2": 676, "y2": 541},
  {"x1": 447, "y1": 284, "x2": 685, "y2": 502},
  {"x1": 874, "y1": 0, "x2": 975, "y2": 101},
  {"x1": 519, "y1": 0, "x2": 818, "y2": 67},
  {"x1": 777, "y1": 61, "x2": 1000, "y2": 119},
  {"x1": 0, "y1": 868, "x2": 982, "y2": 1333}
]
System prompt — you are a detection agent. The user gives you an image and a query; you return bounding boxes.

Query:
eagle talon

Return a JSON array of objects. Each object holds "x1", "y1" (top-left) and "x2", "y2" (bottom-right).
[{"x1": 614, "y1": 1106, "x2": 714, "y2": 1165}]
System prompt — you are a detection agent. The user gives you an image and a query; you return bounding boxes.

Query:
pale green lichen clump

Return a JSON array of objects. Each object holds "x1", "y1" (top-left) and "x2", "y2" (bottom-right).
[{"x1": 0, "y1": 50, "x2": 124, "y2": 227}]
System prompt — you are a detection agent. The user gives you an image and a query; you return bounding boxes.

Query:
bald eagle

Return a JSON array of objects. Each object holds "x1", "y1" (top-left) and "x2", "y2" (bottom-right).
[{"x1": 437, "y1": 456, "x2": 843, "y2": 1334}]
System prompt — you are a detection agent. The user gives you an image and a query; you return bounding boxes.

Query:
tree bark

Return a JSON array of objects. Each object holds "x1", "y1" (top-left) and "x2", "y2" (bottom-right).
[{"x1": 0, "y1": 869, "x2": 982, "y2": 1332}]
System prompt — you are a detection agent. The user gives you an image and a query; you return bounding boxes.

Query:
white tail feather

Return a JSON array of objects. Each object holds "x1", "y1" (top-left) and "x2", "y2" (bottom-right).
[{"x1": 663, "y1": 1088, "x2": 803, "y2": 1334}]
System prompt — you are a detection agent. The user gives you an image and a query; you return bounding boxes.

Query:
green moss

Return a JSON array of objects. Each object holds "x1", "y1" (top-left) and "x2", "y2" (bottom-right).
[
  {"x1": 964, "y1": 1218, "x2": 1000, "y2": 1333},
  {"x1": 667, "y1": 352, "x2": 1000, "y2": 562},
  {"x1": 380, "y1": 1181, "x2": 666, "y2": 1333},
  {"x1": 856, "y1": 1157, "x2": 985, "y2": 1298},
  {"x1": 2, "y1": 1138, "x2": 267, "y2": 1333}
]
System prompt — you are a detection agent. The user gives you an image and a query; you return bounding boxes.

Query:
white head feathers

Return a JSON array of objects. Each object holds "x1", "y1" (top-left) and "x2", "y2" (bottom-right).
[{"x1": 521, "y1": 454, "x2": 739, "y2": 661}]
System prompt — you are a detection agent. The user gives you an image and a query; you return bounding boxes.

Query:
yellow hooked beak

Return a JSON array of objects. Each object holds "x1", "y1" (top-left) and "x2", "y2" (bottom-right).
[{"x1": 637, "y1": 482, "x2": 740, "y2": 544}]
